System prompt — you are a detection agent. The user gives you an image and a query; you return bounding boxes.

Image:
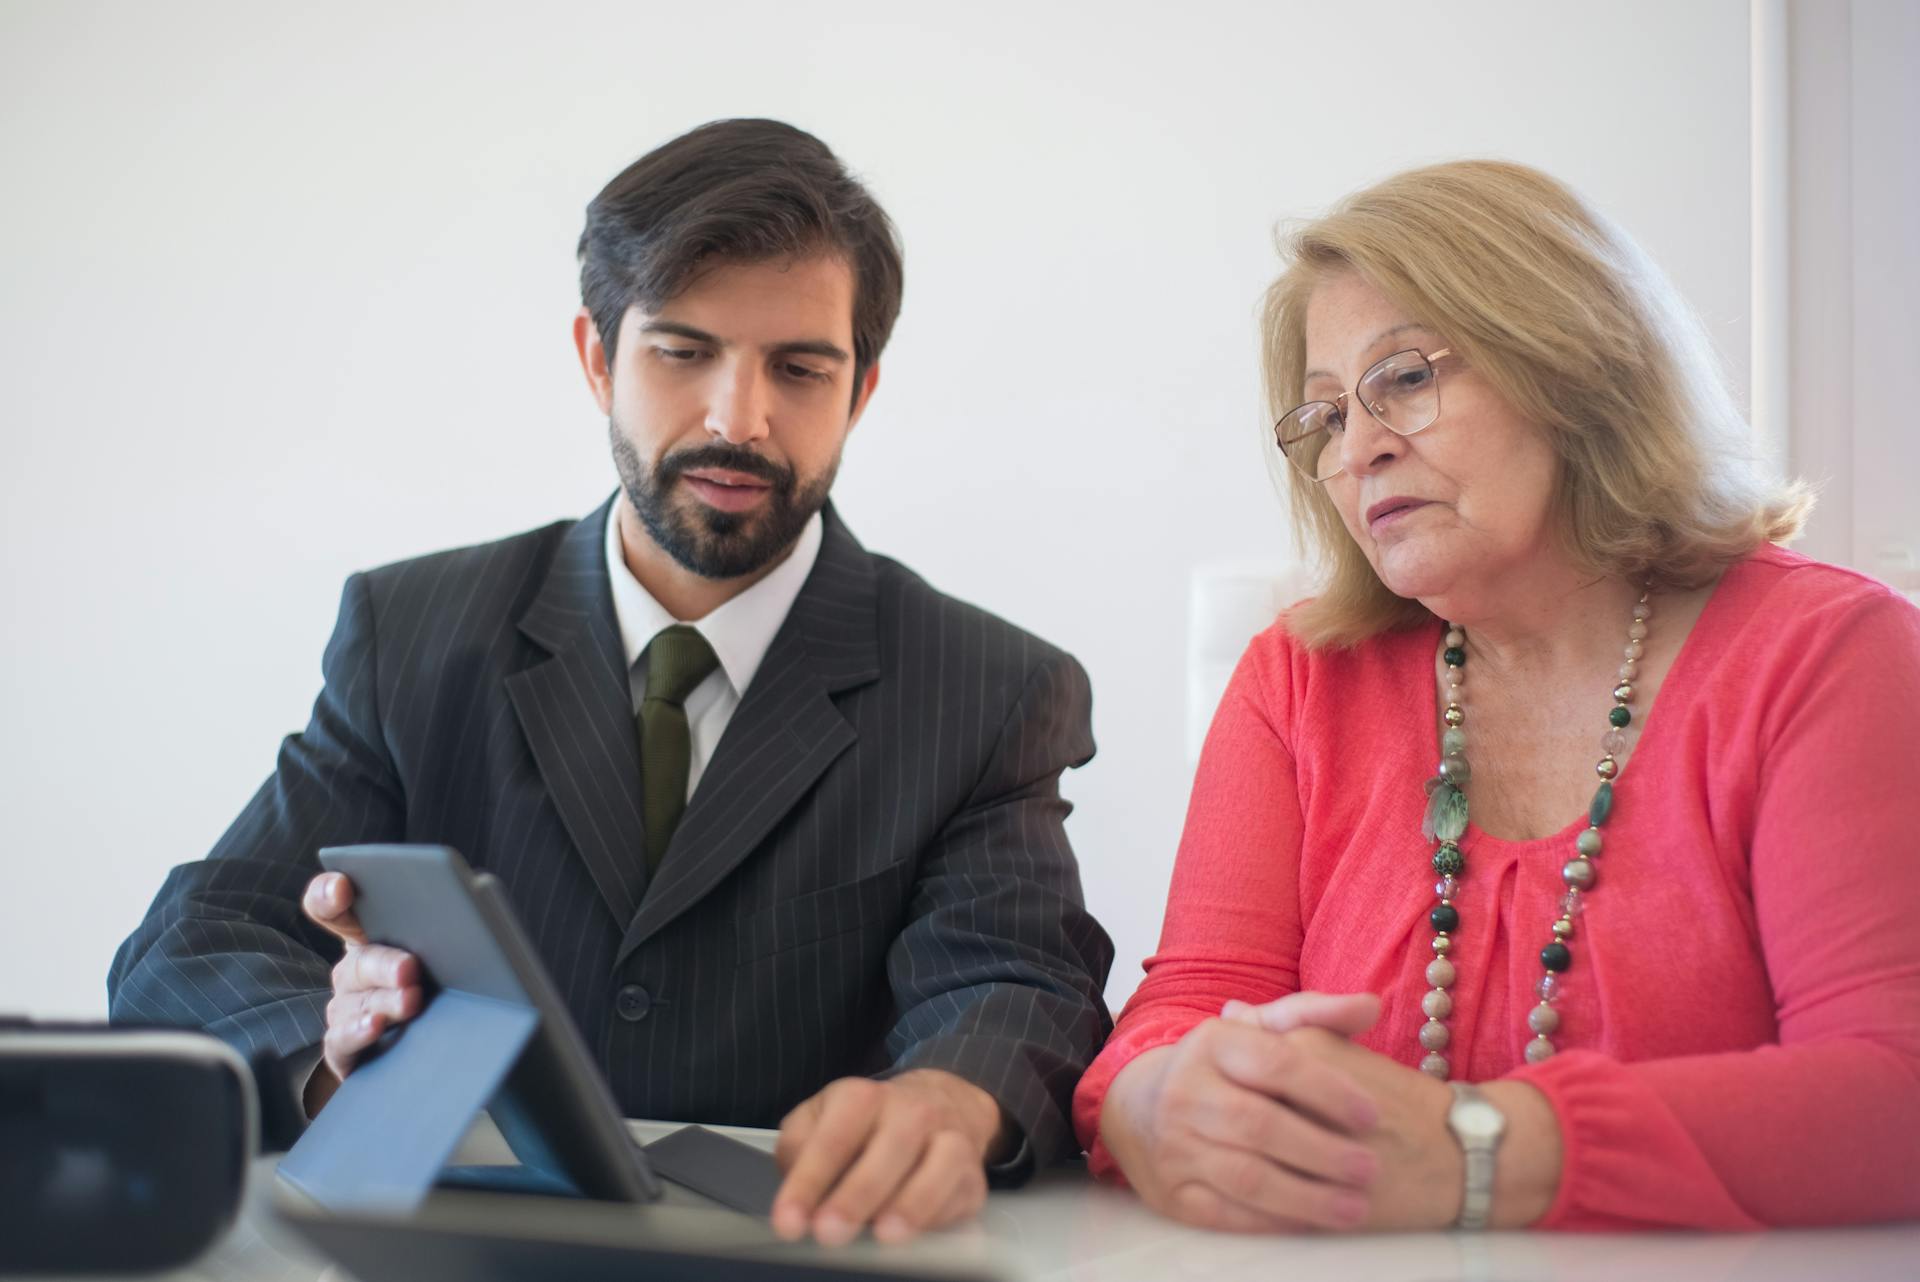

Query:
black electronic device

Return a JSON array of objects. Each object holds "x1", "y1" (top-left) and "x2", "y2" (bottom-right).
[
  {"x1": 0, "y1": 1023, "x2": 256, "y2": 1274},
  {"x1": 276, "y1": 843, "x2": 663, "y2": 1212},
  {"x1": 646, "y1": 1124, "x2": 786, "y2": 1219}
]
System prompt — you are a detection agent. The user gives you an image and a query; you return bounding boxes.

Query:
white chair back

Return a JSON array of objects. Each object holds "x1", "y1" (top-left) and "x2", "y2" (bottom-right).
[{"x1": 1186, "y1": 564, "x2": 1320, "y2": 762}]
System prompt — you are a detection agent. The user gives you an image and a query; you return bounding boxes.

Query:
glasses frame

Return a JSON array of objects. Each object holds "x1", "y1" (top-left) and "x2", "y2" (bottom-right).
[{"x1": 1274, "y1": 347, "x2": 1453, "y2": 483}]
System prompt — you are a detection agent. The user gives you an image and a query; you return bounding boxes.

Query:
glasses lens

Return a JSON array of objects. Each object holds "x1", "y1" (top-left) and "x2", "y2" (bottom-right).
[
  {"x1": 1358, "y1": 350, "x2": 1440, "y2": 435},
  {"x1": 1277, "y1": 402, "x2": 1343, "y2": 480}
]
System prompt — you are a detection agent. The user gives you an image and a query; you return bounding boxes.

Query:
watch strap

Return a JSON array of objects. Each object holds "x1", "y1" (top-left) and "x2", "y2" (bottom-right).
[{"x1": 1448, "y1": 1082, "x2": 1500, "y2": 1231}]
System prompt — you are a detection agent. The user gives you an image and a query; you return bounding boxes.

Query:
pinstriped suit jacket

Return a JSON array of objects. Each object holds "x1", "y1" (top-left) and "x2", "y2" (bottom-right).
[{"x1": 108, "y1": 497, "x2": 1115, "y2": 1171}]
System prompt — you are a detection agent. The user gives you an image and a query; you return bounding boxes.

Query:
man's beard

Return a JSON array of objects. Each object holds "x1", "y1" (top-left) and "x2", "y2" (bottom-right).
[{"x1": 610, "y1": 422, "x2": 837, "y2": 580}]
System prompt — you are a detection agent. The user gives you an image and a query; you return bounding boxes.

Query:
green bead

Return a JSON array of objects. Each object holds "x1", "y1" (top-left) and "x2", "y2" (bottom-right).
[
  {"x1": 1608, "y1": 705, "x2": 1631, "y2": 728},
  {"x1": 1589, "y1": 780, "x2": 1614, "y2": 826},
  {"x1": 1441, "y1": 727, "x2": 1467, "y2": 756},
  {"x1": 1423, "y1": 783, "x2": 1469, "y2": 843},
  {"x1": 1443, "y1": 646, "x2": 1467, "y2": 668},
  {"x1": 1576, "y1": 827, "x2": 1602, "y2": 856},
  {"x1": 1433, "y1": 843, "x2": 1465, "y2": 877}
]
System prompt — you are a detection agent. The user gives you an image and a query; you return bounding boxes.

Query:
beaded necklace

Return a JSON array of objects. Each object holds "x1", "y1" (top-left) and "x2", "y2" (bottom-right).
[{"x1": 1414, "y1": 589, "x2": 1651, "y2": 1079}]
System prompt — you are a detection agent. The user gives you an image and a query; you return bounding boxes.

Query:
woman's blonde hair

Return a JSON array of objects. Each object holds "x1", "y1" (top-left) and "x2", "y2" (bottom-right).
[{"x1": 1262, "y1": 159, "x2": 1809, "y2": 648}]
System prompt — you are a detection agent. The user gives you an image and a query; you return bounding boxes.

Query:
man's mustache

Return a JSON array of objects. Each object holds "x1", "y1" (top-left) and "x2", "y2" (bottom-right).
[{"x1": 657, "y1": 444, "x2": 792, "y2": 490}]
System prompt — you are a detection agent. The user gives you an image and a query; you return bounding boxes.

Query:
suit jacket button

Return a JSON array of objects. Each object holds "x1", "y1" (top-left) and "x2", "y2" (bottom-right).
[{"x1": 614, "y1": 984, "x2": 652, "y2": 1022}]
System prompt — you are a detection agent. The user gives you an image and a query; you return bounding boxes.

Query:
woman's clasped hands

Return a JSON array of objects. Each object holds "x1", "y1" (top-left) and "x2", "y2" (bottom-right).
[{"x1": 1098, "y1": 991, "x2": 1473, "y2": 1232}]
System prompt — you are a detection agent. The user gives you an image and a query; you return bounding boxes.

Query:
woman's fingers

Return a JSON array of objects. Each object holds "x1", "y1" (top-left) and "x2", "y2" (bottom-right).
[
  {"x1": 1183, "y1": 1081, "x2": 1378, "y2": 1190},
  {"x1": 1165, "y1": 1160, "x2": 1367, "y2": 1233},
  {"x1": 1202, "y1": 1021, "x2": 1381, "y2": 1136},
  {"x1": 1221, "y1": 990, "x2": 1382, "y2": 1038}
]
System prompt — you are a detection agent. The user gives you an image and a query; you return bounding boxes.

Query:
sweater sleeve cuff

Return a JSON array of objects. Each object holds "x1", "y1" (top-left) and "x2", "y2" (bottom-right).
[
  {"x1": 1507, "y1": 1049, "x2": 1760, "y2": 1231},
  {"x1": 1505, "y1": 1051, "x2": 1594, "y2": 1229},
  {"x1": 1072, "y1": 1018, "x2": 1200, "y2": 1183}
]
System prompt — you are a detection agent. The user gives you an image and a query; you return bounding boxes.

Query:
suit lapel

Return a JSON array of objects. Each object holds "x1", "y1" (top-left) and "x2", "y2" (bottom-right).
[
  {"x1": 616, "y1": 505, "x2": 881, "y2": 965},
  {"x1": 505, "y1": 497, "x2": 651, "y2": 927}
]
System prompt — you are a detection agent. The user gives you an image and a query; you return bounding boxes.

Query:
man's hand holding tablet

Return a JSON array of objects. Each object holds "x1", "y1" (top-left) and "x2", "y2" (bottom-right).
[{"x1": 299, "y1": 871, "x2": 425, "y2": 1115}]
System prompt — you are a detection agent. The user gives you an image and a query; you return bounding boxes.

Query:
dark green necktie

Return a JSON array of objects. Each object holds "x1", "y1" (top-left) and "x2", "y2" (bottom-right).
[{"x1": 638, "y1": 625, "x2": 720, "y2": 875}]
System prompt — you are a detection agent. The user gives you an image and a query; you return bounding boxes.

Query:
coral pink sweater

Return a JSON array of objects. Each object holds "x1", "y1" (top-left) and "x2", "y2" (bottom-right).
[{"x1": 1074, "y1": 546, "x2": 1920, "y2": 1228}]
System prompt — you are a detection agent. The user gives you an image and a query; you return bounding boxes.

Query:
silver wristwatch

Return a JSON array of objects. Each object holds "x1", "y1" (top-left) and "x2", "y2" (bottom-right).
[{"x1": 1446, "y1": 1082, "x2": 1507, "y2": 1230}]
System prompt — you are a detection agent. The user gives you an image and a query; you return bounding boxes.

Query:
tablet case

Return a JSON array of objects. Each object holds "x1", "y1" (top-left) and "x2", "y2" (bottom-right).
[{"x1": 275, "y1": 844, "x2": 659, "y2": 1213}]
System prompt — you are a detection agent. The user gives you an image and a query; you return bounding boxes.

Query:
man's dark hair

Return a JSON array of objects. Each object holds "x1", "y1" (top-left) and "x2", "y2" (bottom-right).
[{"x1": 578, "y1": 119, "x2": 904, "y2": 397}]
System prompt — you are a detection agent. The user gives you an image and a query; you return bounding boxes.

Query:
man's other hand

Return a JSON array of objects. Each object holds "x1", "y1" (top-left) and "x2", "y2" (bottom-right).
[{"x1": 771, "y1": 1069, "x2": 1008, "y2": 1245}]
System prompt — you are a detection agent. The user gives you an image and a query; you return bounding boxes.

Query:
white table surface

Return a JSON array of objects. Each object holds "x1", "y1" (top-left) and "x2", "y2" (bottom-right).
[{"x1": 62, "y1": 1119, "x2": 1920, "y2": 1282}]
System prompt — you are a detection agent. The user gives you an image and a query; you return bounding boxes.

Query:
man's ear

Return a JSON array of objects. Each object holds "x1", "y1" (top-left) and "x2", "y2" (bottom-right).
[
  {"x1": 573, "y1": 307, "x2": 615, "y2": 415},
  {"x1": 846, "y1": 362, "x2": 881, "y2": 432}
]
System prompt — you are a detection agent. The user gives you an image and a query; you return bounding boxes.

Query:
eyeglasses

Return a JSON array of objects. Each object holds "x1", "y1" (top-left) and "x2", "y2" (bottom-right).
[{"x1": 1274, "y1": 347, "x2": 1453, "y2": 482}]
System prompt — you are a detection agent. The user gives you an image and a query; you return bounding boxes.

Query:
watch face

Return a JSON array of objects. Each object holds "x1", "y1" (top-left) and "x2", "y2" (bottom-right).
[{"x1": 1452, "y1": 1097, "x2": 1506, "y2": 1142}]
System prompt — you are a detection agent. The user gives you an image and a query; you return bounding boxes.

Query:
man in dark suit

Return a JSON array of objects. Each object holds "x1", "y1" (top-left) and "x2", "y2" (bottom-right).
[{"x1": 108, "y1": 119, "x2": 1113, "y2": 1245}]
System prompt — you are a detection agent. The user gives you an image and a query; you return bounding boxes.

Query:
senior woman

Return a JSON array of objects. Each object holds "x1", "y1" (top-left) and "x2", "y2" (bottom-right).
[{"x1": 1074, "y1": 160, "x2": 1920, "y2": 1233}]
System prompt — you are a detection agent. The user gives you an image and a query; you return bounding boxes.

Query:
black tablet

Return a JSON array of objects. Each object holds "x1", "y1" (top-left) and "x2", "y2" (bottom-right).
[{"x1": 276, "y1": 844, "x2": 661, "y2": 1210}]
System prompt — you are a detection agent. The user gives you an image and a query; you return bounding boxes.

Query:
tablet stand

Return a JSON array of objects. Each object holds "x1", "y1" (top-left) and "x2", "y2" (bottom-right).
[{"x1": 276, "y1": 990, "x2": 554, "y2": 1213}]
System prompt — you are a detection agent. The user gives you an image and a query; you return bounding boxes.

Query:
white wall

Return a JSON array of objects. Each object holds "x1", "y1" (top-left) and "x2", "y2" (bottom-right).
[{"x1": 0, "y1": 0, "x2": 1754, "y2": 1018}]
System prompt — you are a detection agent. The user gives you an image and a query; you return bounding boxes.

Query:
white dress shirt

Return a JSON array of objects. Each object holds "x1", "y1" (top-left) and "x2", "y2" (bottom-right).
[{"x1": 604, "y1": 501, "x2": 823, "y2": 799}]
